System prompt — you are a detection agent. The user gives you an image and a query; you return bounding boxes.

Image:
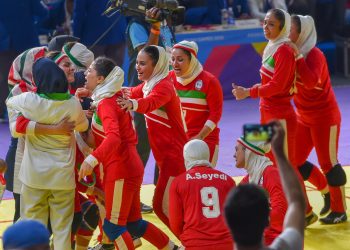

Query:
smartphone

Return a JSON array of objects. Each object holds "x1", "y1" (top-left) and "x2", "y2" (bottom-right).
[{"x1": 243, "y1": 124, "x2": 273, "y2": 142}]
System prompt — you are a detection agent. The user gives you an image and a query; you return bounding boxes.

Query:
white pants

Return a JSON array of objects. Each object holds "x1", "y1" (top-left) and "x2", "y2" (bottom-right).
[{"x1": 21, "y1": 184, "x2": 74, "y2": 250}]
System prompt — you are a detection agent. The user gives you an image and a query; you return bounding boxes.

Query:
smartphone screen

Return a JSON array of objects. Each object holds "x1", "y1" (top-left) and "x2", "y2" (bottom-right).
[{"x1": 243, "y1": 124, "x2": 273, "y2": 142}]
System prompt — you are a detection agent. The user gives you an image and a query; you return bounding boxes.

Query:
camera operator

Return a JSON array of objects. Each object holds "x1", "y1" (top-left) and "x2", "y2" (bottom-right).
[{"x1": 125, "y1": 6, "x2": 176, "y2": 213}]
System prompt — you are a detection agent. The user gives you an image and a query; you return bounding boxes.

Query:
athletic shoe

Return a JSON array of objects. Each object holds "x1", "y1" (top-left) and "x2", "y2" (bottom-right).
[
  {"x1": 305, "y1": 211, "x2": 318, "y2": 227},
  {"x1": 319, "y1": 212, "x2": 347, "y2": 224},
  {"x1": 88, "y1": 243, "x2": 114, "y2": 250},
  {"x1": 320, "y1": 192, "x2": 331, "y2": 216},
  {"x1": 141, "y1": 202, "x2": 153, "y2": 214},
  {"x1": 132, "y1": 236, "x2": 142, "y2": 248}
]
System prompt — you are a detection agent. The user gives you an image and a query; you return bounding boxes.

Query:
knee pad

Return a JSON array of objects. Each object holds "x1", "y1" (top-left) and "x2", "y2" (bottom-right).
[
  {"x1": 298, "y1": 161, "x2": 314, "y2": 180},
  {"x1": 127, "y1": 220, "x2": 148, "y2": 238},
  {"x1": 102, "y1": 219, "x2": 127, "y2": 241},
  {"x1": 80, "y1": 201, "x2": 99, "y2": 231},
  {"x1": 326, "y1": 164, "x2": 347, "y2": 186}
]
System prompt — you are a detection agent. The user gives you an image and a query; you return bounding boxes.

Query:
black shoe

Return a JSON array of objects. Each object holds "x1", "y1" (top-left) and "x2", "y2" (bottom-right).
[
  {"x1": 319, "y1": 212, "x2": 347, "y2": 224},
  {"x1": 88, "y1": 243, "x2": 114, "y2": 250},
  {"x1": 320, "y1": 192, "x2": 331, "y2": 216},
  {"x1": 141, "y1": 202, "x2": 153, "y2": 214},
  {"x1": 305, "y1": 211, "x2": 318, "y2": 227}
]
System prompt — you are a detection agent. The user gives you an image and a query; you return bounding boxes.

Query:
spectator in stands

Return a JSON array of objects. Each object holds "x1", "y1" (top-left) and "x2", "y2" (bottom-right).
[
  {"x1": 287, "y1": 0, "x2": 316, "y2": 16},
  {"x1": 289, "y1": 14, "x2": 347, "y2": 224},
  {"x1": 169, "y1": 139, "x2": 235, "y2": 249},
  {"x1": 248, "y1": 0, "x2": 287, "y2": 21},
  {"x1": 125, "y1": 7, "x2": 176, "y2": 195},
  {"x1": 234, "y1": 136, "x2": 287, "y2": 244},
  {"x1": 170, "y1": 40, "x2": 223, "y2": 166},
  {"x1": 230, "y1": 0, "x2": 250, "y2": 19},
  {"x1": 315, "y1": 0, "x2": 347, "y2": 41},
  {"x1": 180, "y1": 0, "x2": 224, "y2": 25},
  {"x1": 225, "y1": 121, "x2": 305, "y2": 250},
  {"x1": 0, "y1": 0, "x2": 48, "y2": 122},
  {"x1": 72, "y1": 0, "x2": 127, "y2": 67},
  {"x1": 3, "y1": 220, "x2": 50, "y2": 250}
]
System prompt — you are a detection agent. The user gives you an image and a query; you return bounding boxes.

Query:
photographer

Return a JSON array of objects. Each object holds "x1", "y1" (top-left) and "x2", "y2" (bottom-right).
[
  {"x1": 225, "y1": 121, "x2": 305, "y2": 250},
  {"x1": 125, "y1": 5, "x2": 176, "y2": 212}
]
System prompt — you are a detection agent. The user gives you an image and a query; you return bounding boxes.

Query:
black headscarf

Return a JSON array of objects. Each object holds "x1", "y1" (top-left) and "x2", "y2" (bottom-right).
[
  {"x1": 33, "y1": 58, "x2": 69, "y2": 95},
  {"x1": 48, "y1": 35, "x2": 80, "y2": 51}
]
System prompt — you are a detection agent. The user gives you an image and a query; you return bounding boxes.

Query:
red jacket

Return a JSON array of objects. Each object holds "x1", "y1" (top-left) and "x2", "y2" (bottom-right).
[{"x1": 294, "y1": 47, "x2": 341, "y2": 125}]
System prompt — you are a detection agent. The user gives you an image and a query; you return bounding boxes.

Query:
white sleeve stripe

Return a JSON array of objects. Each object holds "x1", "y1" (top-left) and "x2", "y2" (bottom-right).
[
  {"x1": 26, "y1": 121, "x2": 36, "y2": 135},
  {"x1": 84, "y1": 154, "x2": 99, "y2": 168},
  {"x1": 130, "y1": 99, "x2": 138, "y2": 111},
  {"x1": 205, "y1": 120, "x2": 216, "y2": 130}
]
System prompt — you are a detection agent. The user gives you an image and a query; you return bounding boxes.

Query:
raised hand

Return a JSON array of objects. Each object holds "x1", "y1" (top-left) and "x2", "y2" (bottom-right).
[{"x1": 232, "y1": 83, "x2": 250, "y2": 100}]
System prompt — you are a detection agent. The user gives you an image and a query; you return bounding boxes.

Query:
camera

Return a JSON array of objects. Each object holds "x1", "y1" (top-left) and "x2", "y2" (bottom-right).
[
  {"x1": 105, "y1": 0, "x2": 185, "y2": 26},
  {"x1": 243, "y1": 124, "x2": 273, "y2": 142}
]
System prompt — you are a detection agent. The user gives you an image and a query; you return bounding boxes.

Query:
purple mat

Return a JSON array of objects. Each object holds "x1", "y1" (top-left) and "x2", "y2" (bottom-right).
[{"x1": 0, "y1": 86, "x2": 349, "y2": 189}]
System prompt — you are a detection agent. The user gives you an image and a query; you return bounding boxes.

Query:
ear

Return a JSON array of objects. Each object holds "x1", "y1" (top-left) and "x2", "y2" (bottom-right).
[{"x1": 97, "y1": 75, "x2": 105, "y2": 84}]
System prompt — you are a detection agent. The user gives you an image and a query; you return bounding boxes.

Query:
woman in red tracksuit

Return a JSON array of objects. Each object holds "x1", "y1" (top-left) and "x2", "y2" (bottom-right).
[
  {"x1": 289, "y1": 15, "x2": 347, "y2": 224},
  {"x1": 78, "y1": 57, "x2": 175, "y2": 249},
  {"x1": 232, "y1": 8, "x2": 296, "y2": 165},
  {"x1": 232, "y1": 9, "x2": 318, "y2": 225},
  {"x1": 170, "y1": 40, "x2": 223, "y2": 166},
  {"x1": 117, "y1": 45, "x2": 188, "y2": 228},
  {"x1": 235, "y1": 137, "x2": 287, "y2": 245}
]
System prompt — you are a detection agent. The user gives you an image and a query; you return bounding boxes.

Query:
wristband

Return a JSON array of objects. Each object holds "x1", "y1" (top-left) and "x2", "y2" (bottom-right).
[{"x1": 151, "y1": 28, "x2": 160, "y2": 35}]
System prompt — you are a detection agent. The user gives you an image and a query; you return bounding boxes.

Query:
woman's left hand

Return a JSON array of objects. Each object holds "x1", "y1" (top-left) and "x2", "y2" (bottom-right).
[
  {"x1": 78, "y1": 161, "x2": 94, "y2": 182},
  {"x1": 117, "y1": 97, "x2": 133, "y2": 111}
]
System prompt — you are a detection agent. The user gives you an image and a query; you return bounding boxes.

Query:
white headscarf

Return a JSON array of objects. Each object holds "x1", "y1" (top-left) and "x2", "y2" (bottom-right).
[
  {"x1": 63, "y1": 43, "x2": 94, "y2": 70},
  {"x1": 262, "y1": 9, "x2": 291, "y2": 62},
  {"x1": 142, "y1": 46, "x2": 169, "y2": 96},
  {"x1": 183, "y1": 139, "x2": 212, "y2": 170},
  {"x1": 173, "y1": 40, "x2": 203, "y2": 86},
  {"x1": 237, "y1": 137, "x2": 273, "y2": 184},
  {"x1": 295, "y1": 15, "x2": 317, "y2": 57},
  {"x1": 91, "y1": 66, "x2": 124, "y2": 106}
]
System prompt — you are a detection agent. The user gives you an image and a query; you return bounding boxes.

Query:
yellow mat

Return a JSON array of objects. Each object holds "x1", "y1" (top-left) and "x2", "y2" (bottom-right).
[{"x1": 1, "y1": 169, "x2": 350, "y2": 250}]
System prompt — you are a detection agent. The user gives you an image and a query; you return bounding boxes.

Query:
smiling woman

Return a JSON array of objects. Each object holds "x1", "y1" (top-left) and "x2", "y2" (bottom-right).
[
  {"x1": 169, "y1": 40, "x2": 223, "y2": 167},
  {"x1": 117, "y1": 45, "x2": 188, "y2": 229}
]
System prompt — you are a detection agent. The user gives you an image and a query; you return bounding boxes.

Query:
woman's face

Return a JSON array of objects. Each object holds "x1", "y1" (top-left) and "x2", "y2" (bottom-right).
[
  {"x1": 289, "y1": 20, "x2": 299, "y2": 43},
  {"x1": 58, "y1": 57, "x2": 75, "y2": 83},
  {"x1": 171, "y1": 48, "x2": 191, "y2": 77},
  {"x1": 263, "y1": 12, "x2": 282, "y2": 41},
  {"x1": 234, "y1": 142, "x2": 245, "y2": 168},
  {"x1": 136, "y1": 51, "x2": 155, "y2": 82},
  {"x1": 84, "y1": 63, "x2": 104, "y2": 91}
]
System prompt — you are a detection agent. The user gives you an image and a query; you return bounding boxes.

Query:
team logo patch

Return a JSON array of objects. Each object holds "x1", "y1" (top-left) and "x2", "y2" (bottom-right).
[{"x1": 195, "y1": 80, "x2": 203, "y2": 90}]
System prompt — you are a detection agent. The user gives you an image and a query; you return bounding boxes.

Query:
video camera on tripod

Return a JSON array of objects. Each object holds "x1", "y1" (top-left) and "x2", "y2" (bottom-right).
[{"x1": 104, "y1": 0, "x2": 185, "y2": 26}]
